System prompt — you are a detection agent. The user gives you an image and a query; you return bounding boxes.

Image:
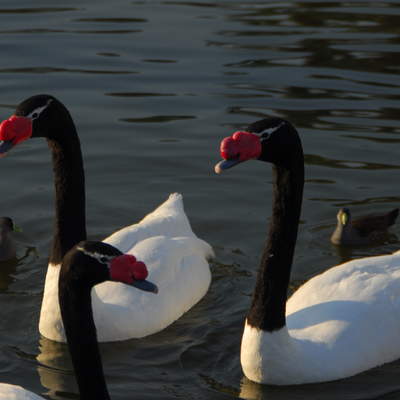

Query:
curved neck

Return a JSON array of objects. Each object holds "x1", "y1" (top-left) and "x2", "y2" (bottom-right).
[
  {"x1": 59, "y1": 280, "x2": 110, "y2": 400},
  {"x1": 48, "y1": 122, "x2": 86, "y2": 265},
  {"x1": 247, "y1": 157, "x2": 304, "y2": 331}
]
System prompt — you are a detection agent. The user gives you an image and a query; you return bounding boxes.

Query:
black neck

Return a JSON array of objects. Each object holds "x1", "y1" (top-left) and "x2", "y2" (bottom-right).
[
  {"x1": 48, "y1": 121, "x2": 86, "y2": 265},
  {"x1": 247, "y1": 156, "x2": 304, "y2": 331},
  {"x1": 59, "y1": 280, "x2": 110, "y2": 400}
]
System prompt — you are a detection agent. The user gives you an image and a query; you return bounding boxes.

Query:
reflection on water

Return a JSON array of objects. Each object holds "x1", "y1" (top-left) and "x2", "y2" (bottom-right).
[
  {"x1": 37, "y1": 338, "x2": 76, "y2": 398},
  {"x1": 239, "y1": 362, "x2": 400, "y2": 400},
  {"x1": 0, "y1": 247, "x2": 38, "y2": 291},
  {"x1": 0, "y1": 258, "x2": 17, "y2": 291},
  {"x1": 0, "y1": 0, "x2": 400, "y2": 399}
]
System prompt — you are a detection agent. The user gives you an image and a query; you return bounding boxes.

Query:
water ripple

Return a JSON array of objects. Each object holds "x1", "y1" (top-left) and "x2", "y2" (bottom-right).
[
  {"x1": 2, "y1": 1, "x2": 400, "y2": 399},
  {"x1": 105, "y1": 92, "x2": 176, "y2": 97},
  {"x1": 75, "y1": 17, "x2": 147, "y2": 23},
  {"x1": 120, "y1": 115, "x2": 196, "y2": 123},
  {"x1": 0, "y1": 7, "x2": 79, "y2": 14},
  {"x1": 0, "y1": 67, "x2": 137, "y2": 74}
]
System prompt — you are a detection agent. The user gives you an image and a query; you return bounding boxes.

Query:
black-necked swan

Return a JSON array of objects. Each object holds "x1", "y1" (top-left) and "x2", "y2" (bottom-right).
[
  {"x1": 0, "y1": 94, "x2": 213, "y2": 342},
  {"x1": 0, "y1": 240, "x2": 158, "y2": 399},
  {"x1": 0, "y1": 217, "x2": 16, "y2": 261},
  {"x1": 215, "y1": 118, "x2": 400, "y2": 385},
  {"x1": 331, "y1": 207, "x2": 399, "y2": 246}
]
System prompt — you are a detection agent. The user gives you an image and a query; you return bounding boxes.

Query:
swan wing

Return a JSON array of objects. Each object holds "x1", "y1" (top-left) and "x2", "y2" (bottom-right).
[
  {"x1": 92, "y1": 236, "x2": 212, "y2": 341},
  {"x1": 103, "y1": 193, "x2": 198, "y2": 253},
  {"x1": 283, "y1": 252, "x2": 400, "y2": 382},
  {"x1": 287, "y1": 252, "x2": 400, "y2": 316}
]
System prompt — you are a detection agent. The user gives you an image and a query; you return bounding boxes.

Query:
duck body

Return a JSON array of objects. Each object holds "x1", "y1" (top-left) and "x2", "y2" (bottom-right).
[
  {"x1": 241, "y1": 250, "x2": 400, "y2": 385},
  {"x1": 216, "y1": 118, "x2": 400, "y2": 385},
  {"x1": 331, "y1": 207, "x2": 399, "y2": 246},
  {"x1": 39, "y1": 193, "x2": 213, "y2": 342}
]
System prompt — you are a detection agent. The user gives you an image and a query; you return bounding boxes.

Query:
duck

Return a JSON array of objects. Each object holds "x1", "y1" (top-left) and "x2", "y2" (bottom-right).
[
  {"x1": 0, "y1": 217, "x2": 16, "y2": 261},
  {"x1": 215, "y1": 118, "x2": 400, "y2": 385},
  {"x1": 0, "y1": 240, "x2": 158, "y2": 399},
  {"x1": 331, "y1": 207, "x2": 399, "y2": 246},
  {"x1": 0, "y1": 94, "x2": 213, "y2": 342}
]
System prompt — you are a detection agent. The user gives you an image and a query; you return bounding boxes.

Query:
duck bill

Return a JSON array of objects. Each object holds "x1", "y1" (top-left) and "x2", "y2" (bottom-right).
[
  {"x1": 0, "y1": 140, "x2": 14, "y2": 156},
  {"x1": 131, "y1": 279, "x2": 158, "y2": 294},
  {"x1": 214, "y1": 158, "x2": 243, "y2": 174}
]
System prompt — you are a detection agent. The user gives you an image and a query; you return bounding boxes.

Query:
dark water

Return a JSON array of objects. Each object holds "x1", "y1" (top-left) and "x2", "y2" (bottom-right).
[{"x1": 0, "y1": 0, "x2": 400, "y2": 398}]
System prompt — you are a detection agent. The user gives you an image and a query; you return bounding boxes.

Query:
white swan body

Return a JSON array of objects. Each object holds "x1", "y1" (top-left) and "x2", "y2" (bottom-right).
[
  {"x1": 241, "y1": 251, "x2": 400, "y2": 385},
  {"x1": 215, "y1": 117, "x2": 400, "y2": 385},
  {"x1": 39, "y1": 193, "x2": 213, "y2": 342},
  {"x1": 0, "y1": 383, "x2": 44, "y2": 399}
]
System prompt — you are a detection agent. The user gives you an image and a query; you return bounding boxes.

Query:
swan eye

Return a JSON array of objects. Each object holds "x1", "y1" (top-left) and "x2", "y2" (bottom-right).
[
  {"x1": 100, "y1": 257, "x2": 108, "y2": 263},
  {"x1": 31, "y1": 113, "x2": 38, "y2": 119},
  {"x1": 260, "y1": 132, "x2": 271, "y2": 142}
]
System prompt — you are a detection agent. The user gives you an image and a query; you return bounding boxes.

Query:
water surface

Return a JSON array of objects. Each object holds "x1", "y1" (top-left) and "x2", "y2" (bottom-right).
[{"x1": 0, "y1": 1, "x2": 400, "y2": 399}]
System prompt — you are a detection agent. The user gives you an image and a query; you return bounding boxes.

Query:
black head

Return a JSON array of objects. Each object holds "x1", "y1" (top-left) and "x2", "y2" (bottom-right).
[
  {"x1": 215, "y1": 118, "x2": 303, "y2": 173},
  {"x1": 0, "y1": 217, "x2": 14, "y2": 234},
  {"x1": 0, "y1": 94, "x2": 73, "y2": 155},
  {"x1": 61, "y1": 241, "x2": 158, "y2": 293}
]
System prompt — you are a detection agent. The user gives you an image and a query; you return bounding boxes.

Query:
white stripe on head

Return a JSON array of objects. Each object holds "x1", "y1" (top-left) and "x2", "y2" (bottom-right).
[
  {"x1": 26, "y1": 99, "x2": 53, "y2": 120},
  {"x1": 76, "y1": 246, "x2": 115, "y2": 266},
  {"x1": 259, "y1": 121, "x2": 286, "y2": 137}
]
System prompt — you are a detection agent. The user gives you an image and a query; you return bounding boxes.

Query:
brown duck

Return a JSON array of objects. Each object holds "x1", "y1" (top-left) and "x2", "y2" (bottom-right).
[{"x1": 331, "y1": 207, "x2": 399, "y2": 246}]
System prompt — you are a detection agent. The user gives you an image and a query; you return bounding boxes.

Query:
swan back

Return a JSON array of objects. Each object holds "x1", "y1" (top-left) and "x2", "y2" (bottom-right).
[{"x1": 104, "y1": 193, "x2": 199, "y2": 252}]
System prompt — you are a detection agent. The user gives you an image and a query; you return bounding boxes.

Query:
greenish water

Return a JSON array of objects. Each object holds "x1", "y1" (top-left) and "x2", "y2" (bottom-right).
[{"x1": 0, "y1": 1, "x2": 400, "y2": 398}]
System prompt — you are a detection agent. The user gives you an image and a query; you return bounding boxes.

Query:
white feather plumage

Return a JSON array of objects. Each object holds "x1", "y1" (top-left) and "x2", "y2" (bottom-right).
[
  {"x1": 39, "y1": 193, "x2": 213, "y2": 342},
  {"x1": 0, "y1": 384, "x2": 44, "y2": 400},
  {"x1": 241, "y1": 251, "x2": 400, "y2": 385}
]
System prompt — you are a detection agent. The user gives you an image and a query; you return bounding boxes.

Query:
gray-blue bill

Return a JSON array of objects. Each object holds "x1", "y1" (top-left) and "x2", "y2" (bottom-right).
[
  {"x1": 214, "y1": 158, "x2": 242, "y2": 174},
  {"x1": 131, "y1": 279, "x2": 158, "y2": 294},
  {"x1": 0, "y1": 140, "x2": 13, "y2": 154}
]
